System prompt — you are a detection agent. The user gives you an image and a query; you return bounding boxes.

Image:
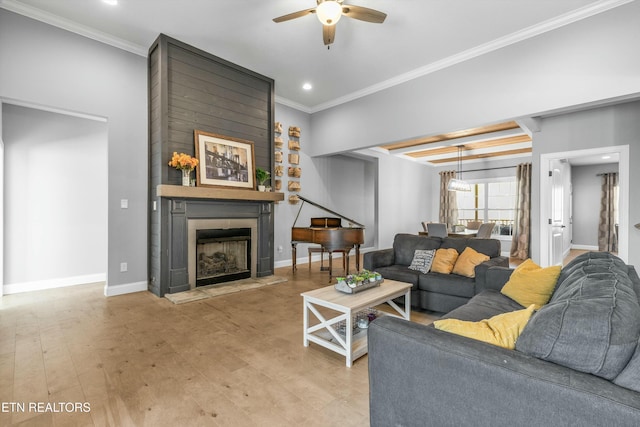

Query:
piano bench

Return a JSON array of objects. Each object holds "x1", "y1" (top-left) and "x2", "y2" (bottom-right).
[{"x1": 308, "y1": 246, "x2": 347, "y2": 272}]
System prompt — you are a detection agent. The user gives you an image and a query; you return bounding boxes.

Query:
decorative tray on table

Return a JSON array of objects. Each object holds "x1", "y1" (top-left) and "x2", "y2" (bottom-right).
[{"x1": 334, "y1": 270, "x2": 383, "y2": 294}]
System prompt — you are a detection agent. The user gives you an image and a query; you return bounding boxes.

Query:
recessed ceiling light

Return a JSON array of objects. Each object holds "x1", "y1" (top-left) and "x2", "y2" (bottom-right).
[
  {"x1": 602, "y1": 155, "x2": 611, "y2": 160},
  {"x1": 302, "y1": 83, "x2": 312, "y2": 91},
  {"x1": 102, "y1": 0, "x2": 118, "y2": 5}
]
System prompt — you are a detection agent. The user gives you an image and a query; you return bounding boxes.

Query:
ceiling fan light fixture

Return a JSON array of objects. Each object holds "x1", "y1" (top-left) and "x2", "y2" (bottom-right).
[{"x1": 316, "y1": 1, "x2": 342, "y2": 25}]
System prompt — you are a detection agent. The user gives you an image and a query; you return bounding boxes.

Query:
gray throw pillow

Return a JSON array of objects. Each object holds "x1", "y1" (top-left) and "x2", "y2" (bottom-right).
[
  {"x1": 516, "y1": 256, "x2": 640, "y2": 380},
  {"x1": 408, "y1": 249, "x2": 436, "y2": 274}
]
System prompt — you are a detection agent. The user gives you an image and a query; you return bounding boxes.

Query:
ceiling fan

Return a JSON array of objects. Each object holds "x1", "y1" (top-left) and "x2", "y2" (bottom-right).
[{"x1": 273, "y1": 0, "x2": 387, "y2": 47}]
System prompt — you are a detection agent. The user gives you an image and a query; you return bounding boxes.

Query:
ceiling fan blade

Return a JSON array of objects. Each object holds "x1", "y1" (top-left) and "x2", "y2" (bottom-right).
[
  {"x1": 323, "y1": 24, "x2": 336, "y2": 46},
  {"x1": 341, "y1": 5, "x2": 386, "y2": 23},
  {"x1": 273, "y1": 8, "x2": 316, "y2": 23}
]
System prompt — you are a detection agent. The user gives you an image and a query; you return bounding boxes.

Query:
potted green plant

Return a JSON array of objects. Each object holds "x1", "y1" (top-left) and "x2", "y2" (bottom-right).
[{"x1": 255, "y1": 167, "x2": 271, "y2": 191}]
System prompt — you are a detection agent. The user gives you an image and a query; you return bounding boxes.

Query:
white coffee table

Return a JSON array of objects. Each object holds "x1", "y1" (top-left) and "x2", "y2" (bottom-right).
[{"x1": 301, "y1": 279, "x2": 412, "y2": 367}]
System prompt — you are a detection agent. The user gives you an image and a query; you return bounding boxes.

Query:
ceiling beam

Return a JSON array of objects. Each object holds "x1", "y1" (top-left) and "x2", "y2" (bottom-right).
[
  {"x1": 405, "y1": 134, "x2": 531, "y2": 158},
  {"x1": 428, "y1": 147, "x2": 533, "y2": 164},
  {"x1": 380, "y1": 121, "x2": 520, "y2": 151},
  {"x1": 516, "y1": 117, "x2": 542, "y2": 137}
]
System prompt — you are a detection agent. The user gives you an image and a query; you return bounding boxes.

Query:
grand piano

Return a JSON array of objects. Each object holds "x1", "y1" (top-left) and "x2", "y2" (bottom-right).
[{"x1": 291, "y1": 195, "x2": 365, "y2": 278}]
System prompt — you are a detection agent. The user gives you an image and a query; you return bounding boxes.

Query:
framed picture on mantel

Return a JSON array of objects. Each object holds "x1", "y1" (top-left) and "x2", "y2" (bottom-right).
[{"x1": 194, "y1": 130, "x2": 256, "y2": 190}]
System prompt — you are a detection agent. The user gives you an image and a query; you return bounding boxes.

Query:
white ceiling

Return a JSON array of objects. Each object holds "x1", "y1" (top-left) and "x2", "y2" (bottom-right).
[{"x1": 0, "y1": 0, "x2": 627, "y2": 113}]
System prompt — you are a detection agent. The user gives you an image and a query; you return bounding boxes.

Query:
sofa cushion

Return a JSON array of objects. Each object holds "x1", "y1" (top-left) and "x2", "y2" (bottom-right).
[
  {"x1": 408, "y1": 249, "x2": 436, "y2": 274},
  {"x1": 554, "y1": 251, "x2": 617, "y2": 290},
  {"x1": 613, "y1": 265, "x2": 640, "y2": 392},
  {"x1": 431, "y1": 248, "x2": 459, "y2": 274},
  {"x1": 376, "y1": 265, "x2": 421, "y2": 290},
  {"x1": 419, "y1": 272, "x2": 475, "y2": 298},
  {"x1": 434, "y1": 304, "x2": 535, "y2": 349},
  {"x1": 393, "y1": 234, "x2": 441, "y2": 266},
  {"x1": 441, "y1": 289, "x2": 525, "y2": 321},
  {"x1": 452, "y1": 247, "x2": 490, "y2": 278},
  {"x1": 516, "y1": 254, "x2": 640, "y2": 380},
  {"x1": 441, "y1": 237, "x2": 501, "y2": 259},
  {"x1": 614, "y1": 341, "x2": 640, "y2": 392},
  {"x1": 500, "y1": 259, "x2": 561, "y2": 309}
]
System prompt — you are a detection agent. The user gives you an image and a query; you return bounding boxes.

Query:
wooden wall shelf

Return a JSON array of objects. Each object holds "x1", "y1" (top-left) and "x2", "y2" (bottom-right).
[{"x1": 157, "y1": 185, "x2": 285, "y2": 202}]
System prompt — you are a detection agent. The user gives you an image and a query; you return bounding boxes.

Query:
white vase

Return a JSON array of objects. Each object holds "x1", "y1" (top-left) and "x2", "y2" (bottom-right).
[
  {"x1": 258, "y1": 185, "x2": 266, "y2": 192},
  {"x1": 181, "y1": 169, "x2": 191, "y2": 186}
]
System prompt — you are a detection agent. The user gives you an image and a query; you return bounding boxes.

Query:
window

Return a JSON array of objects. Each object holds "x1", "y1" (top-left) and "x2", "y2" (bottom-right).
[{"x1": 456, "y1": 178, "x2": 516, "y2": 236}]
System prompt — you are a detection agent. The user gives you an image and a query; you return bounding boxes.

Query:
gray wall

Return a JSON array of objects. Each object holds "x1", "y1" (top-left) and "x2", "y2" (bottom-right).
[
  {"x1": 0, "y1": 9, "x2": 147, "y2": 295},
  {"x1": 273, "y1": 103, "x2": 315, "y2": 265},
  {"x1": 355, "y1": 148, "x2": 430, "y2": 250},
  {"x1": 2, "y1": 2, "x2": 639, "y2": 292},
  {"x1": 326, "y1": 154, "x2": 376, "y2": 248},
  {"x1": 571, "y1": 163, "x2": 619, "y2": 248},
  {"x1": 2, "y1": 105, "x2": 107, "y2": 292},
  {"x1": 0, "y1": 101, "x2": 4, "y2": 297},
  {"x1": 308, "y1": 1, "x2": 640, "y2": 157},
  {"x1": 273, "y1": 104, "x2": 378, "y2": 266},
  {"x1": 303, "y1": 1, "x2": 639, "y2": 265},
  {"x1": 273, "y1": 104, "x2": 430, "y2": 266},
  {"x1": 531, "y1": 101, "x2": 640, "y2": 267}
]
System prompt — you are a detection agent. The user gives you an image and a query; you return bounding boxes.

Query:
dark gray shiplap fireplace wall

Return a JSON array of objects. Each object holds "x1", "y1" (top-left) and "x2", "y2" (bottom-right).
[{"x1": 148, "y1": 34, "x2": 276, "y2": 296}]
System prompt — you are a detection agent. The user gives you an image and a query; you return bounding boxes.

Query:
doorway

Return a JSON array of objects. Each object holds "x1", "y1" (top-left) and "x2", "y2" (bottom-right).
[
  {"x1": 539, "y1": 146, "x2": 628, "y2": 266},
  {"x1": 1, "y1": 101, "x2": 108, "y2": 295}
]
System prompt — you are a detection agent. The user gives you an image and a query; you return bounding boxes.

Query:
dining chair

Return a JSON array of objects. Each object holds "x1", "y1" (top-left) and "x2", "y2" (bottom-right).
[
  {"x1": 475, "y1": 223, "x2": 496, "y2": 238},
  {"x1": 466, "y1": 221, "x2": 482, "y2": 230},
  {"x1": 427, "y1": 223, "x2": 448, "y2": 238}
]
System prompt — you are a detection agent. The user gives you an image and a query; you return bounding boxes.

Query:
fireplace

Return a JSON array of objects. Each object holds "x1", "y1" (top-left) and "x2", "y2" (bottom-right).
[
  {"x1": 196, "y1": 228, "x2": 251, "y2": 286},
  {"x1": 187, "y1": 217, "x2": 258, "y2": 290},
  {"x1": 150, "y1": 189, "x2": 280, "y2": 296}
]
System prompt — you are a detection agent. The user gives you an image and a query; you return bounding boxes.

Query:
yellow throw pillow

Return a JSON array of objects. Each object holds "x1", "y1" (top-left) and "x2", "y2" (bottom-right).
[
  {"x1": 452, "y1": 247, "x2": 490, "y2": 278},
  {"x1": 433, "y1": 305, "x2": 536, "y2": 349},
  {"x1": 500, "y1": 259, "x2": 561, "y2": 309},
  {"x1": 431, "y1": 248, "x2": 459, "y2": 274}
]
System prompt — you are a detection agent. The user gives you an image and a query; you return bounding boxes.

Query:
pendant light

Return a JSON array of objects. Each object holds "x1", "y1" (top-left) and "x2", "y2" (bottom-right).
[{"x1": 448, "y1": 146, "x2": 471, "y2": 192}]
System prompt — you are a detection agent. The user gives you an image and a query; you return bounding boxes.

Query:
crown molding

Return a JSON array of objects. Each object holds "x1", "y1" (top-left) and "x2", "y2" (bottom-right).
[
  {"x1": 0, "y1": 0, "x2": 147, "y2": 56},
  {"x1": 1, "y1": 0, "x2": 632, "y2": 112},
  {"x1": 308, "y1": 0, "x2": 634, "y2": 113},
  {"x1": 274, "y1": 96, "x2": 313, "y2": 114},
  {"x1": 1, "y1": 96, "x2": 108, "y2": 122}
]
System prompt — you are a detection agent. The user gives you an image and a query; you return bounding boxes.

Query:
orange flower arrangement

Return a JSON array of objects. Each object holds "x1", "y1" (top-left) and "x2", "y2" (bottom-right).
[{"x1": 168, "y1": 152, "x2": 198, "y2": 171}]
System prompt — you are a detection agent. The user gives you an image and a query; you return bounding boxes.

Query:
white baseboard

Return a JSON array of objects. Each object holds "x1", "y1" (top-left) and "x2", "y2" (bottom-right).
[
  {"x1": 571, "y1": 244, "x2": 598, "y2": 251},
  {"x1": 103, "y1": 280, "x2": 148, "y2": 297},
  {"x1": 3, "y1": 273, "x2": 106, "y2": 295}
]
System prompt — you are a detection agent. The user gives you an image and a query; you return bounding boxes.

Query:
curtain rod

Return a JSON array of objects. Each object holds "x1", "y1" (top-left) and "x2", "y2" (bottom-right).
[
  {"x1": 463, "y1": 165, "x2": 517, "y2": 173},
  {"x1": 596, "y1": 172, "x2": 618, "y2": 176}
]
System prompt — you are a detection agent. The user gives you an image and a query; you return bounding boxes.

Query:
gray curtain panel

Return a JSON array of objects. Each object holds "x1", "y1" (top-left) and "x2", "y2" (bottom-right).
[
  {"x1": 598, "y1": 173, "x2": 618, "y2": 252},
  {"x1": 510, "y1": 163, "x2": 532, "y2": 260},
  {"x1": 439, "y1": 170, "x2": 458, "y2": 231}
]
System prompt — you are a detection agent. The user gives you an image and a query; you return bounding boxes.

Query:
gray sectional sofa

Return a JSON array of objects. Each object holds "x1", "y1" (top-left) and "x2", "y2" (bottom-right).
[
  {"x1": 363, "y1": 233, "x2": 509, "y2": 313},
  {"x1": 368, "y1": 252, "x2": 640, "y2": 426}
]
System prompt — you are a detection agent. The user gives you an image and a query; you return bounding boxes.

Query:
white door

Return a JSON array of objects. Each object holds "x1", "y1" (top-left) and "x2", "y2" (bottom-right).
[{"x1": 550, "y1": 159, "x2": 566, "y2": 266}]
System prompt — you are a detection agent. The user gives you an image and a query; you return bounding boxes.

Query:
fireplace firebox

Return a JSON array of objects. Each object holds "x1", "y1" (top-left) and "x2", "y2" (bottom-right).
[{"x1": 196, "y1": 228, "x2": 251, "y2": 286}]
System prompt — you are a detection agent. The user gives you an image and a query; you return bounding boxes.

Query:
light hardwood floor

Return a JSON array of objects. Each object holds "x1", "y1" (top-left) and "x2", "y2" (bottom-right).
[
  {"x1": 0, "y1": 258, "x2": 438, "y2": 426},
  {"x1": 509, "y1": 249, "x2": 592, "y2": 268}
]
